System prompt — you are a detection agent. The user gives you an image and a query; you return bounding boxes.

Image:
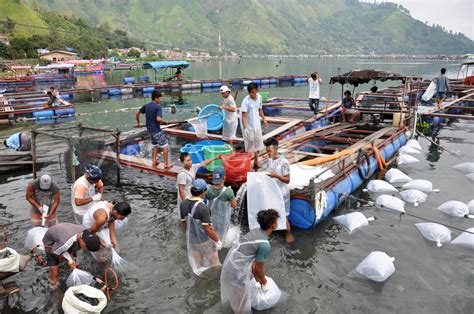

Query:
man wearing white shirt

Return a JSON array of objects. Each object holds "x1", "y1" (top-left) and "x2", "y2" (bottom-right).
[{"x1": 308, "y1": 72, "x2": 322, "y2": 116}]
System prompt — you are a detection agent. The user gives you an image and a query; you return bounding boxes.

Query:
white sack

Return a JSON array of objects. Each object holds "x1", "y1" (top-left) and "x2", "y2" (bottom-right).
[
  {"x1": 24, "y1": 227, "x2": 47, "y2": 253},
  {"x1": 468, "y1": 200, "x2": 474, "y2": 215},
  {"x1": 450, "y1": 228, "x2": 474, "y2": 249},
  {"x1": 249, "y1": 276, "x2": 282, "y2": 311},
  {"x1": 397, "y1": 154, "x2": 419, "y2": 165},
  {"x1": 333, "y1": 212, "x2": 375, "y2": 234},
  {"x1": 376, "y1": 195, "x2": 406, "y2": 213},
  {"x1": 405, "y1": 139, "x2": 422, "y2": 151},
  {"x1": 465, "y1": 173, "x2": 474, "y2": 182},
  {"x1": 62, "y1": 285, "x2": 107, "y2": 313},
  {"x1": 222, "y1": 225, "x2": 241, "y2": 248},
  {"x1": 402, "y1": 179, "x2": 439, "y2": 193},
  {"x1": 452, "y1": 162, "x2": 474, "y2": 174},
  {"x1": 247, "y1": 172, "x2": 286, "y2": 230},
  {"x1": 366, "y1": 180, "x2": 398, "y2": 193},
  {"x1": 422, "y1": 81, "x2": 437, "y2": 101},
  {"x1": 355, "y1": 251, "x2": 395, "y2": 282},
  {"x1": 66, "y1": 269, "x2": 94, "y2": 288},
  {"x1": 385, "y1": 168, "x2": 412, "y2": 184},
  {"x1": 399, "y1": 189, "x2": 428, "y2": 207},
  {"x1": 399, "y1": 146, "x2": 421, "y2": 155},
  {"x1": 437, "y1": 200, "x2": 469, "y2": 217},
  {"x1": 415, "y1": 223, "x2": 452, "y2": 247},
  {"x1": 0, "y1": 247, "x2": 21, "y2": 273}
]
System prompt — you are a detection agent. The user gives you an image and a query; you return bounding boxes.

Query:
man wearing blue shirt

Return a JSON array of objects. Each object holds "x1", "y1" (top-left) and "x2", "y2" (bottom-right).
[{"x1": 135, "y1": 91, "x2": 171, "y2": 169}]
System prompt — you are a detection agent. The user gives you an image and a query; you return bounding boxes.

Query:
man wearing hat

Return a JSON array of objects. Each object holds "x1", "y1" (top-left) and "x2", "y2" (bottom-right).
[
  {"x1": 219, "y1": 85, "x2": 238, "y2": 145},
  {"x1": 205, "y1": 167, "x2": 237, "y2": 243},
  {"x1": 26, "y1": 174, "x2": 60, "y2": 227},
  {"x1": 42, "y1": 223, "x2": 101, "y2": 287}
]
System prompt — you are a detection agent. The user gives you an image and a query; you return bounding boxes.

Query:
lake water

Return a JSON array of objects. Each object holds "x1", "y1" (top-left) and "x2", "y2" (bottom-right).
[{"x1": 0, "y1": 59, "x2": 473, "y2": 313}]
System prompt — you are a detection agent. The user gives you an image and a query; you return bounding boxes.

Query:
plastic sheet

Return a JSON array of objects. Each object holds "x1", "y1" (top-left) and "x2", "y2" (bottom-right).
[
  {"x1": 222, "y1": 225, "x2": 240, "y2": 248},
  {"x1": 384, "y1": 168, "x2": 412, "y2": 184},
  {"x1": 402, "y1": 179, "x2": 439, "y2": 193},
  {"x1": 437, "y1": 200, "x2": 469, "y2": 217},
  {"x1": 66, "y1": 269, "x2": 94, "y2": 287},
  {"x1": 24, "y1": 227, "x2": 48, "y2": 253},
  {"x1": 376, "y1": 195, "x2": 405, "y2": 213},
  {"x1": 397, "y1": 154, "x2": 419, "y2": 165},
  {"x1": 405, "y1": 139, "x2": 422, "y2": 151},
  {"x1": 452, "y1": 162, "x2": 474, "y2": 174},
  {"x1": 468, "y1": 200, "x2": 474, "y2": 215},
  {"x1": 111, "y1": 248, "x2": 129, "y2": 273},
  {"x1": 415, "y1": 223, "x2": 451, "y2": 247},
  {"x1": 450, "y1": 228, "x2": 474, "y2": 249},
  {"x1": 399, "y1": 146, "x2": 421, "y2": 155},
  {"x1": 422, "y1": 81, "x2": 437, "y2": 101},
  {"x1": 465, "y1": 173, "x2": 474, "y2": 182},
  {"x1": 0, "y1": 247, "x2": 21, "y2": 273},
  {"x1": 333, "y1": 212, "x2": 375, "y2": 234},
  {"x1": 366, "y1": 180, "x2": 398, "y2": 193},
  {"x1": 355, "y1": 251, "x2": 395, "y2": 282},
  {"x1": 249, "y1": 276, "x2": 282, "y2": 311},
  {"x1": 288, "y1": 164, "x2": 335, "y2": 190},
  {"x1": 209, "y1": 188, "x2": 231, "y2": 243},
  {"x1": 62, "y1": 285, "x2": 107, "y2": 313},
  {"x1": 399, "y1": 189, "x2": 428, "y2": 207}
]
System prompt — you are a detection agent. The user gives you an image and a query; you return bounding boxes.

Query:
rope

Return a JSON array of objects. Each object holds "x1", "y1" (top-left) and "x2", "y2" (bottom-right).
[{"x1": 95, "y1": 267, "x2": 119, "y2": 301}]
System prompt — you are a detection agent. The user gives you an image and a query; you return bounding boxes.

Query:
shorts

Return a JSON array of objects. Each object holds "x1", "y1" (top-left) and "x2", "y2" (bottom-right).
[
  {"x1": 436, "y1": 92, "x2": 447, "y2": 99},
  {"x1": 30, "y1": 208, "x2": 57, "y2": 227},
  {"x1": 345, "y1": 108, "x2": 358, "y2": 115},
  {"x1": 149, "y1": 131, "x2": 168, "y2": 148},
  {"x1": 45, "y1": 251, "x2": 61, "y2": 266},
  {"x1": 190, "y1": 240, "x2": 216, "y2": 257}
]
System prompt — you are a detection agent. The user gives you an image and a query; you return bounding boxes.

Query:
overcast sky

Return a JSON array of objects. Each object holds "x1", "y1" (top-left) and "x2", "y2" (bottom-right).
[{"x1": 386, "y1": 0, "x2": 474, "y2": 39}]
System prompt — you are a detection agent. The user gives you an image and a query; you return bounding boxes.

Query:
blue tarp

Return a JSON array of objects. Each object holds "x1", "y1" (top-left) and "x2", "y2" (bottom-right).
[{"x1": 142, "y1": 61, "x2": 190, "y2": 70}]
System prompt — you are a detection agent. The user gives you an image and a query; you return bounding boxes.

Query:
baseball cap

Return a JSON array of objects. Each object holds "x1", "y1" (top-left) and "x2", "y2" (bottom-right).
[
  {"x1": 192, "y1": 179, "x2": 208, "y2": 192},
  {"x1": 39, "y1": 174, "x2": 52, "y2": 190},
  {"x1": 81, "y1": 230, "x2": 101, "y2": 252},
  {"x1": 212, "y1": 167, "x2": 225, "y2": 185},
  {"x1": 220, "y1": 85, "x2": 231, "y2": 93}
]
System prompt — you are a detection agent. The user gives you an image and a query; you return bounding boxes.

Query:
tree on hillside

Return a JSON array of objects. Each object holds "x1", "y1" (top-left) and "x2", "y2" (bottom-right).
[
  {"x1": 0, "y1": 42, "x2": 12, "y2": 59},
  {"x1": 1, "y1": 18, "x2": 16, "y2": 34},
  {"x1": 127, "y1": 48, "x2": 141, "y2": 58}
]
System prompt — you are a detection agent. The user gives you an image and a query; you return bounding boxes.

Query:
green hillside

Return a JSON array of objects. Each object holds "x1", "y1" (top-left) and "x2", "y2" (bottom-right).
[{"x1": 0, "y1": 0, "x2": 48, "y2": 37}]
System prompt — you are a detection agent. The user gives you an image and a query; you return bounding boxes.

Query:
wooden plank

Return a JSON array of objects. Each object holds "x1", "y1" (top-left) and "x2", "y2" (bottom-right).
[
  {"x1": 426, "y1": 113, "x2": 474, "y2": 120},
  {"x1": 262, "y1": 119, "x2": 302, "y2": 141}
]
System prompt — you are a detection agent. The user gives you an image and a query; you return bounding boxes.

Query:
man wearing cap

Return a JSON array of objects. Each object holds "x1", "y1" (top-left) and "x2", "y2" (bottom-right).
[
  {"x1": 219, "y1": 85, "x2": 238, "y2": 145},
  {"x1": 26, "y1": 174, "x2": 60, "y2": 227},
  {"x1": 135, "y1": 90, "x2": 172, "y2": 169},
  {"x1": 72, "y1": 164, "x2": 104, "y2": 222},
  {"x1": 205, "y1": 167, "x2": 237, "y2": 242},
  {"x1": 180, "y1": 179, "x2": 222, "y2": 275},
  {"x1": 42, "y1": 223, "x2": 101, "y2": 287}
]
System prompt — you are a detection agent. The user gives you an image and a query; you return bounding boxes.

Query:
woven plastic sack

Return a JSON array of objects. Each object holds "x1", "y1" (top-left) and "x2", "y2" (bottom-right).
[
  {"x1": 452, "y1": 162, "x2": 474, "y2": 174},
  {"x1": 62, "y1": 285, "x2": 107, "y2": 313},
  {"x1": 402, "y1": 179, "x2": 439, "y2": 193},
  {"x1": 399, "y1": 146, "x2": 421, "y2": 155},
  {"x1": 333, "y1": 212, "x2": 375, "y2": 234},
  {"x1": 24, "y1": 227, "x2": 47, "y2": 253},
  {"x1": 405, "y1": 139, "x2": 422, "y2": 151},
  {"x1": 399, "y1": 189, "x2": 428, "y2": 207},
  {"x1": 415, "y1": 223, "x2": 451, "y2": 247},
  {"x1": 437, "y1": 200, "x2": 469, "y2": 217},
  {"x1": 365, "y1": 180, "x2": 398, "y2": 193},
  {"x1": 66, "y1": 269, "x2": 94, "y2": 287},
  {"x1": 468, "y1": 200, "x2": 474, "y2": 215},
  {"x1": 465, "y1": 173, "x2": 474, "y2": 182},
  {"x1": 385, "y1": 168, "x2": 412, "y2": 184},
  {"x1": 450, "y1": 228, "x2": 474, "y2": 249},
  {"x1": 422, "y1": 81, "x2": 437, "y2": 101},
  {"x1": 0, "y1": 247, "x2": 21, "y2": 273},
  {"x1": 355, "y1": 251, "x2": 395, "y2": 282},
  {"x1": 249, "y1": 276, "x2": 282, "y2": 311},
  {"x1": 376, "y1": 195, "x2": 405, "y2": 213},
  {"x1": 397, "y1": 154, "x2": 419, "y2": 165}
]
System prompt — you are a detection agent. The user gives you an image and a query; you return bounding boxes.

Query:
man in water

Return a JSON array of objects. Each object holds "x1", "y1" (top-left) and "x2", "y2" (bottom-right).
[
  {"x1": 3, "y1": 132, "x2": 31, "y2": 151},
  {"x1": 71, "y1": 165, "x2": 104, "y2": 222},
  {"x1": 42, "y1": 223, "x2": 101, "y2": 287},
  {"x1": 241, "y1": 83, "x2": 268, "y2": 169},
  {"x1": 177, "y1": 152, "x2": 222, "y2": 217},
  {"x1": 221, "y1": 209, "x2": 279, "y2": 313},
  {"x1": 341, "y1": 90, "x2": 360, "y2": 123},
  {"x1": 135, "y1": 91, "x2": 171, "y2": 169},
  {"x1": 264, "y1": 137, "x2": 294, "y2": 243},
  {"x1": 435, "y1": 68, "x2": 451, "y2": 106},
  {"x1": 219, "y1": 85, "x2": 238, "y2": 145},
  {"x1": 308, "y1": 72, "x2": 322, "y2": 116},
  {"x1": 26, "y1": 174, "x2": 60, "y2": 227},
  {"x1": 180, "y1": 179, "x2": 222, "y2": 275}
]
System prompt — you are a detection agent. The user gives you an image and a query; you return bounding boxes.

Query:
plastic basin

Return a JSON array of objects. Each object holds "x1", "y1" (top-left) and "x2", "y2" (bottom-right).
[
  {"x1": 259, "y1": 91, "x2": 269, "y2": 102},
  {"x1": 221, "y1": 152, "x2": 253, "y2": 182},
  {"x1": 198, "y1": 104, "x2": 224, "y2": 131},
  {"x1": 202, "y1": 144, "x2": 233, "y2": 171}
]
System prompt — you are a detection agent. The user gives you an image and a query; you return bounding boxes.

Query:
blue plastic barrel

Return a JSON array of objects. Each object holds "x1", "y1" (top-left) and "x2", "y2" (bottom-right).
[
  {"x1": 33, "y1": 110, "x2": 54, "y2": 118},
  {"x1": 231, "y1": 80, "x2": 241, "y2": 88},
  {"x1": 138, "y1": 76, "x2": 150, "y2": 82},
  {"x1": 143, "y1": 87, "x2": 155, "y2": 93},
  {"x1": 123, "y1": 77, "x2": 136, "y2": 84},
  {"x1": 108, "y1": 88, "x2": 121, "y2": 95},
  {"x1": 54, "y1": 108, "x2": 76, "y2": 116},
  {"x1": 269, "y1": 79, "x2": 277, "y2": 84},
  {"x1": 252, "y1": 79, "x2": 261, "y2": 85},
  {"x1": 289, "y1": 199, "x2": 315, "y2": 229},
  {"x1": 198, "y1": 104, "x2": 224, "y2": 131},
  {"x1": 211, "y1": 82, "x2": 222, "y2": 88},
  {"x1": 61, "y1": 94, "x2": 72, "y2": 100},
  {"x1": 202, "y1": 82, "x2": 213, "y2": 89}
]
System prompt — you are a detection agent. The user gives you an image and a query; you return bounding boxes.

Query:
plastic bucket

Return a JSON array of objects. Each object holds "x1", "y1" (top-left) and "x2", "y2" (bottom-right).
[
  {"x1": 221, "y1": 152, "x2": 253, "y2": 182},
  {"x1": 259, "y1": 91, "x2": 270, "y2": 102},
  {"x1": 180, "y1": 144, "x2": 204, "y2": 164},
  {"x1": 202, "y1": 144, "x2": 233, "y2": 171},
  {"x1": 198, "y1": 104, "x2": 224, "y2": 131}
]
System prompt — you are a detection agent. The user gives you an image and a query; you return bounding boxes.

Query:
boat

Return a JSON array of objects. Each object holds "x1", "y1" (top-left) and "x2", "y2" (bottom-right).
[
  {"x1": 142, "y1": 60, "x2": 191, "y2": 82},
  {"x1": 33, "y1": 64, "x2": 76, "y2": 83},
  {"x1": 66, "y1": 60, "x2": 105, "y2": 75},
  {"x1": 457, "y1": 61, "x2": 474, "y2": 85}
]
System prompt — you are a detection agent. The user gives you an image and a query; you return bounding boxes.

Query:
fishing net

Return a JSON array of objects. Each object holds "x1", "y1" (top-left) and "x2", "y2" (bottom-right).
[{"x1": 188, "y1": 117, "x2": 208, "y2": 139}]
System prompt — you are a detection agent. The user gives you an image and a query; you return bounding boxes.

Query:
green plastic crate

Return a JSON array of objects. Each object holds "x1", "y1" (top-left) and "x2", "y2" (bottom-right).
[
  {"x1": 202, "y1": 144, "x2": 233, "y2": 171},
  {"x1": 259, "y1": 91, "x2": 270, "y2": 102}
]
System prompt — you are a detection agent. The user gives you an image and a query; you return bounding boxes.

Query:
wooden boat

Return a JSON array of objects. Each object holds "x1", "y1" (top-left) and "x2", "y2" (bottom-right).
[{"x1": 66, "y1": 60, "x2": 105, "y2": 75}]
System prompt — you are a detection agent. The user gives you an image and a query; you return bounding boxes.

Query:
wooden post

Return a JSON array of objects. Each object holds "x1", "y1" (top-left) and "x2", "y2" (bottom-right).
[
  {"x1": 69, "y1": 141, "x2": 76, "y2": 183},
  {"x1": 31, "y1": 131, "x2": 37, "y2": 179},
  {"x1": 114, "y1": 134, "x2": 121, "y2": 185}
]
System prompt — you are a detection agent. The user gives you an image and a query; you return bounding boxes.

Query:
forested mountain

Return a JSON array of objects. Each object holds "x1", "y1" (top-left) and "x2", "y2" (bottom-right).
[{"x1": 5, "y1": 0, "x2": 474, "y2": 55}]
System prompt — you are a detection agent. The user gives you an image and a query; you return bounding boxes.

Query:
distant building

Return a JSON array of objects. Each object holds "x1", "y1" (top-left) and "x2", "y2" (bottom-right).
[
  {"x1": 39, "y1": 50, "x2": 78, "y2": 62},
  {"x1": 36, "y1": 48, "x2": 50, "y2": 55}
]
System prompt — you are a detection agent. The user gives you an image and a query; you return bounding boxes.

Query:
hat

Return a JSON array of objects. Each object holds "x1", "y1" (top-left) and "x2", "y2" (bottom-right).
[
  {"x1": 39, "y1": 174, "x2": 52, "y2": 190},
  {"x1": 212, "y1": 167, "x2": 225, "y2": 185},
  {"x1": 219, "y1": 85, "x2": 231, "y2": 93},
  {"x1": 192, "y1": 179, "x2": 208, "y2": 191},
  {"x1": 81, "y1": 230, "x2": 101, "y2": 252},
  {"x1": 85, "y1": 164, "x2": 102, "y2": 182}
]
